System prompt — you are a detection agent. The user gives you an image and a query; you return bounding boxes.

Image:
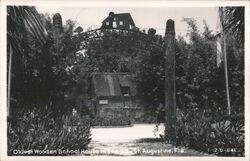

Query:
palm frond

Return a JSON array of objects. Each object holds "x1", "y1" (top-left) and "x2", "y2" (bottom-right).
[
  {"x1": 7, "y1": 6, "x2": 48, "y2": 47},
  {"x1": 224, "y1": 7, "x2": 244, "y2": 45}
]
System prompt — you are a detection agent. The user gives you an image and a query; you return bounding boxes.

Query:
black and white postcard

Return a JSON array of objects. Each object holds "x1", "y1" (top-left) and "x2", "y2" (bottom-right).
[{"x1": 0, "y1": 0, "x2": 249, "y2": 161}]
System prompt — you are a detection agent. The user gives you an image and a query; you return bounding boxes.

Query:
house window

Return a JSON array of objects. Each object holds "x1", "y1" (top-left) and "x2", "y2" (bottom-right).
[
  {"x1": 121, "y1": 87, "x2": 130, "y2": 96},
  {"x1": 119, "y1": 21, "x2": 123, "y2": 25},
  {"x1": 106, "y1": 22, "x2": 109, "y2": 26},
  {"x1": 113, "y1": 21, "x2": 117, "y2": 28}
]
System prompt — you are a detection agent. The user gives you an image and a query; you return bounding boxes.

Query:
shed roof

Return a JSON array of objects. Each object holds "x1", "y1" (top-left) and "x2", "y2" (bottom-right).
[{"x1": 92, "y1": 73, "x2": 137, "y2": 97}]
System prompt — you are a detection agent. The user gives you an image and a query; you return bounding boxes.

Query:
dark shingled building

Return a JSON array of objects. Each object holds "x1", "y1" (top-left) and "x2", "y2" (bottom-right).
[
  {"x1": 101, "y1": 12, "x2": 136, "y2": 30},
  {"x1": 91, "y1": 73, "x2": 143, "y2": 121}
]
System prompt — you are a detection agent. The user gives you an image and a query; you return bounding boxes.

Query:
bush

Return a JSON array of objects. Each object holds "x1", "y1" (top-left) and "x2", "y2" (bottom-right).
[
  {"x1": 91, "y1": 108, "x2": 131, "y2": 126},
  {"x1": 173, "y1": 108, "x2": 244, "y2": 156},
  {"x1": 7, "y1": 107, "x2": 91, "y2": 156},
  {"x1": 91, "y1": 115, "x2": 131, "y2": 126},
  {"x1": 137, "y1": 115, "x2": 157, "y2": 123}
]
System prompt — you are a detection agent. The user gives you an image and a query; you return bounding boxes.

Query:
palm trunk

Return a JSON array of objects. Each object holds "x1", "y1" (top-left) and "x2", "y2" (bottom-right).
[{"x1": 7, "y1": 44, "x2": 13, "y2": 117}]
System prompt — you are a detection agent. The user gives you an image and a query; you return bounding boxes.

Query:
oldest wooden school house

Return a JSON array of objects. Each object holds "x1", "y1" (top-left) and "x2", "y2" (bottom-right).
[{"x1": 91, "y1": 73, "x2": 143, "y2": 122}]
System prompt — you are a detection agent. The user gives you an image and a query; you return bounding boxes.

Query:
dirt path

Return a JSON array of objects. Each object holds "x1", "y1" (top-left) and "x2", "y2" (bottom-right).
[{"x1": 83, "y1": 124, "x2": 211, "y2": 156}]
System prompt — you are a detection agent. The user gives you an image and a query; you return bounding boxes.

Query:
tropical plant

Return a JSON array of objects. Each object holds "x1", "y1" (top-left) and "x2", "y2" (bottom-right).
[
  {"x1": 164, "y1": 17, "x2": 245, "y2": 156},
  {"x1": 175, "y1": 108, "x2": 244, "y2": 156},
  {"x1": 7, "y1": 107, "x2": 91, "y2": 156},
  {"x1": 7, "y1": 6, "x2": 47, "y2": 116},
  {"x1": 175, "y1": 18, "x2": 244, "y2": 114},
  {"x1": 7, "y1": 11, "x2": 86, "y2": 116},
  {"x1": 91, "y1": 110, "x2": 131, "y2": 126},
  {"x1": 224, "y1": 7, "x2": 244, "y2": 45}
]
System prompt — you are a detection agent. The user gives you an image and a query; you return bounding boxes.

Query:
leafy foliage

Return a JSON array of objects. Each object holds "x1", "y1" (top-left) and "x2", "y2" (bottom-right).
[
  {"x1": 8, "y1": 108, "x2": 91, "y2": 156},
  {"x1": 176, "y1": 19, "x2": 218, "y2": 112},
  {"x1": 8, "y1": 12, "x2": 86, "y2": 116},
  {"x1": 91, "y1": 109, "x2": 131, "y2": 126},
  {"x1": 134, "y1": 48, "x2": 165, "y2": 115},
  {"x1": 7, "y1": 6, "x2": 48, "y2": 116},
  {"x1": 175, "y1": 18, "x2": 244, "y2": 114},
  {"x1": 79, "y1": 29, "x2": 163, "y2": 73},
  {"x1": 7, "y1": 11, "x2": 92, "y2": 155},
  {"x1": 7, "y1": 6, "x2": 47, "y2": 51},
  {"x1": 74, "y1": 28, "x2": 165, "y2": 116},
  {"x1": 165, "y1": 18, "x2": 245, "y2": 156},
  {"x1": 175, "y1": 109, "x2": 244, "y2": 156},
  {"x1": 224, "y1": 7, "x2": 244, "y2": 46}
]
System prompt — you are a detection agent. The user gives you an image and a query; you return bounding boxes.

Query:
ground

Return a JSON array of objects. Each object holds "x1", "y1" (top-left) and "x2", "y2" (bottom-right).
[{"x1": 83, "y1": 124, "x2": 213, "y2": 156}]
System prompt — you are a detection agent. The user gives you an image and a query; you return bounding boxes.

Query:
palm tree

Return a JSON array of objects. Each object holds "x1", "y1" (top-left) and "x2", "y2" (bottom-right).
[
  {"x1": 7, "y1": 6, "x2": 47, "y2": 116},
  {"x1": 224, "y1": 7, "x2": 244, "y2": 45}
]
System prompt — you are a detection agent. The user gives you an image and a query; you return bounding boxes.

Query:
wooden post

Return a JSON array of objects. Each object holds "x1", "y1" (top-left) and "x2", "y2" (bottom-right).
[{"x1": 164, "y1": 19, "x2": 176, "y2": 143}]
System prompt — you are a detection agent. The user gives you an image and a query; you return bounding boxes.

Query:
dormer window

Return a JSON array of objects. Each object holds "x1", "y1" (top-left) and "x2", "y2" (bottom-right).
[
  {"x1": 119, "y1": 21, "x2": 123, "y2": 25},
  {"x1": 106, "y1": 22, "x2": 109, "y2": 26}
]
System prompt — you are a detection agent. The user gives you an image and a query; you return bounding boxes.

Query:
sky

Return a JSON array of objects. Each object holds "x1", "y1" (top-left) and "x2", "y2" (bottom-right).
[{"x1": 37, "y1": 7, "x2": 218, "y2": 37}]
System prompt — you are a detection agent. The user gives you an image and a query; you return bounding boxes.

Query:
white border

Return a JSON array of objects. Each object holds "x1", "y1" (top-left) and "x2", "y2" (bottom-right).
[{"x1": 0, "y1": 1, "x2": 249, "y2": 161}]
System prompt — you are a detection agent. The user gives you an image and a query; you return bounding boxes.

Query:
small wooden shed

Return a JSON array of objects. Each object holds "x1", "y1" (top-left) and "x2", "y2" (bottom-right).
[{"x1": 91, "y1": 72, "x2": 143, "y2": 121}]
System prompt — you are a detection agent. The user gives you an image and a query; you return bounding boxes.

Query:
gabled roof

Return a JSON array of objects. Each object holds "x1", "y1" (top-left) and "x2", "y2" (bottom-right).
[
  {"x1": 92, "y1": 73, "x2": 137, "y2": 97},
  {"x1": 102, "y1": 13, "x2": 135, "y2": 26}
]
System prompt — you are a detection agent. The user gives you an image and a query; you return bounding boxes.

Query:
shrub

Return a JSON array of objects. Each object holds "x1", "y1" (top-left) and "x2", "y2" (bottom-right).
[
  {"x1": 91, "y1": 115, "x2": 131, "y2": 126},
  {"x1": 91, "y1": 108, "x2": 131, "y2": 126},
  {"x1": 7, "y1": 107, "x2": 91, "y2": 156},
  {"x1": 173, "y1": 108, "x2": 244, "y2": 156},
  {"x1": 134, "y1": 112, "x2": 158, "y2": 123}
]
